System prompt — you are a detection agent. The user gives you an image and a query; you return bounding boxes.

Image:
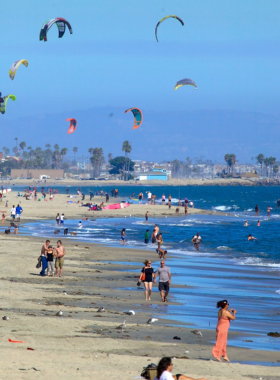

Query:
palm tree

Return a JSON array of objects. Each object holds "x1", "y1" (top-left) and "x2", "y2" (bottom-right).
[
  {"x1": 269, "y1": 157, "x2": 276, "y2": 178},
  {"x1": 19, "y1": 141, "x2": 26, "y2": 155},
  {"x1": 273, "y1": 165, "x2": 279, "y2": 178},
  {"x1": 122, "y1": 140, "x2": 132, "y2": 180},
  {"x1": 108, "y1": 153, "x2": 113, "y2": 162},
  {"x1": 2, "y1": 147, "x2": 9, "y2": 156},
  {"x1": 89, "y1": 148, "x2": 104, "y2": 177},
  {"x1": 256, "y1": 154, "x2": 264, "y2": 176},
  {"x1": 73, "y1": 147, "x2": 78, "y2": 162},
  {"x1": 60, "y1": 148, "x2": 67, "y2": 164},
  {"x1": 15, "y1": 137, "x2": 18, "y2": 148},
  {"x1": 46, "y1": 143, "x2": 51, "y2": 149},
  {"x1": 224, "y1": 154, "x2": 230, "y2": 174},
  {"x1": 264, "y1": 157, "x2": 270, "y2": 177}
]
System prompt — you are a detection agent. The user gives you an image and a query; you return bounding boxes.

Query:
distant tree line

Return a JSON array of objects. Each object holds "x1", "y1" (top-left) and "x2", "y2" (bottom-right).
[{"x1": 256, "y1": 154, "x2": 278, "y2": 177}]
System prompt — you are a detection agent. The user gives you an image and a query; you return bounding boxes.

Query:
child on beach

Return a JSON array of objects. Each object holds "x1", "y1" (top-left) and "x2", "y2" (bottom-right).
[
  {"x1": 1, "y1": 213, "x2": 5, "y2": 224},
  {"x1": 47, "y1": 245, "x2": 55, "y2": 277}
]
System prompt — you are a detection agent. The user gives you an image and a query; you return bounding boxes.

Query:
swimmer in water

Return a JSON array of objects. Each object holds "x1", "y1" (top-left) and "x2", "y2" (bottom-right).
[
  {"x1": 78, "y1": 221, "x2": 83, "y2": 228},
  {"x1": 248, "y1": 234, "x2": 257, "y2": 241},
  {"x1": 257, "y1": 220, "x2": 260, "y2": 226},
  {"x1": 254, "y1": 204, "x2": 260, "y2": 216},
  {"x1": 244, "y1": 221, "x2": 249, "y2": 227},
  {"x1": 276, "y1": 199, "x2": 280, "y2": 209},
  {"x1": 267, "y1": 206, "x2": 272, "y2": 216}
]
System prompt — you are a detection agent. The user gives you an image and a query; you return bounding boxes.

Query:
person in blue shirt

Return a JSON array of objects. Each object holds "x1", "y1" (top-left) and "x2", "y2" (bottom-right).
[{"x1": 16, "y1": 204, "x2": 23, "y2": 221}]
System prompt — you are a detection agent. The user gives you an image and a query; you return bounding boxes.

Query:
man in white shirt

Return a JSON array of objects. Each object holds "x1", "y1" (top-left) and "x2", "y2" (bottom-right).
[
  {"x1": 147, "y1": 191, "x2": 152, "y2": 204},
  {"x1": 60, "y1": 214, "x2": 65, "y2": 225},
  {"x1": 11, "y1": 205, "x2": 16, "y2": 220},
  {"x1": 154, "y1": 261, "x2": 171, "y2": 302}
]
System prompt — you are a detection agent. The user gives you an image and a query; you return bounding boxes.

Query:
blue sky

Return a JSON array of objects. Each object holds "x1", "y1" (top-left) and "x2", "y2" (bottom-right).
[{"x1": 1, "y1": 0, "x2": 280, "y2": 162}]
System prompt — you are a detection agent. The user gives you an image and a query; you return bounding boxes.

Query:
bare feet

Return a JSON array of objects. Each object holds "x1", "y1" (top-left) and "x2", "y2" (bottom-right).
[
  {"x1": 213, "y1": 356, "x2": 222, "y2": 362},
  {"x1": 222, "y1": 357, "x2": 230, "y2": 362}
]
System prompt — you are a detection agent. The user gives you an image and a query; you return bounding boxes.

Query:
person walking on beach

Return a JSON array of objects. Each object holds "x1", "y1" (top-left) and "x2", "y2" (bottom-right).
[
  {"x1": 14, "y1": 223, "x2": 18, "y2": 235},
  {"x1": 60, "y1": 213, "x2": 65, "y2": 225},
  {"x1": 16, "y1": 204, "x2": 23, "y2": 221},
  {"x1": 192, "y1": 233, "x2": 202, "y2": 251},
  {"x1": 2, "y1": 213, "x2": 5, "y2": 224},
  {"x1": 144, "y1": 230, "x2": 149, "y2": 244},
  {"x1": 138, "y1": 260, "x2": 155, "y2": 301},
  {"x1": 40, "y1": 239, "x2": 50, "y2": 276},
  {"x1": 47, "y1": 244, "x2": 55, "y2": 277},
  {"x1": 11, "y1": 205, "x2": 16, "y2": 221},
  {"x1": 151, "y1": 229, "x2": 157, "y2": 243},
  {"x1": 254, "y1": 204, "x2": 260, "y2": 216},
  {"x1": 156, "y1": 233, "x2": 167, "y2": 259},
  {"x1": 56, "y1": 213, "x2": 60, "y2": 225},
  {"x1": 154, "y1": 224, "x2": 159, "y2": 236},
  {"x1": 162, "y1": 194, "x2": 166, "y2": 205},
  {"x1": 168, "y1": 194, "x2": 171, "y2": 209},
  {"x1": 154, "y1": 261, "x2": 171, "y2": 302},
  {"x1": 212, "y1": 299, "x2": 236, "y2": 362},
  {"x1": 147, "y1": 191, "x2": 152, "y2": 204},
  {"x1": 55, "y1": 240, "x2": 66, "y2": 277},
  {"x1": 145, "y1": 211, "x2": 149, "y2": 223},
  {"x1": 121, "y1": 228, "x2": 126, "y2": 245}
]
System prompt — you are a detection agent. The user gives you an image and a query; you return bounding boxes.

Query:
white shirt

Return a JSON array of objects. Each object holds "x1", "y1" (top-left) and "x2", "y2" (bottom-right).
[
  {"x1": 60, "y1": 215, "x2": 64, "y2": 221},
  {"x1": 11, "y1": 207, "x2": 16, "y2": 215},
  {"x1": 148, "y1": 192, "x2": 152, "y2": 199},
  {"x1": 155, "y1": 371, "x2": 174, "y2": 380}
]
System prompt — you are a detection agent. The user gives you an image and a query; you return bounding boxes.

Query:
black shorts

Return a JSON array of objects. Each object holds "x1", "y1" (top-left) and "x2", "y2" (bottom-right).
[{"x1": 159, "y1": 281, "x2": 169, "y2": 291}]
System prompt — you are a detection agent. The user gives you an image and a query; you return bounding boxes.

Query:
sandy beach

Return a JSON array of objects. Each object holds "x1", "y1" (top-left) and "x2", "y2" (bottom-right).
[
  {"x1": 0, "y1": 192, "x2": 279, "y2": 380},
  {"x1": 0, "y1": 191, "x2": 225, "y2": 221}
]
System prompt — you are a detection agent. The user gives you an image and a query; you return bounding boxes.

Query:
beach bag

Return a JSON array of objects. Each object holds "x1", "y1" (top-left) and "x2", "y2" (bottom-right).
[
  {"x1": 141, "y1": 364, "x2": 157, "y2": 380},
  {"x1": 140, "y1": 268, "x2": 145, "y2": 282},
  {"x1": 36, "y1": 256, "x2": 42, "y2": 268}
]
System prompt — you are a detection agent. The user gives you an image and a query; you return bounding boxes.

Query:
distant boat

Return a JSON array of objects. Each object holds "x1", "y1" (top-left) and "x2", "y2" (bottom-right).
[{"x1": 103, "y1": 202, "x2": 130, "y2": 210}]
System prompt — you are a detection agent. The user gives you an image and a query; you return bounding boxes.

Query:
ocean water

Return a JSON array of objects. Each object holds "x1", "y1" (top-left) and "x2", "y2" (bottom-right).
[{"x1": 7, "y1": 185, "x2": 280, "y2": 351}]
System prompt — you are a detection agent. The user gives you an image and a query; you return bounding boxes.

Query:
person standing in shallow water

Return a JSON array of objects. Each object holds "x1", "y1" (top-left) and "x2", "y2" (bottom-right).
[{"x1": 212, "y1": 300, "x2": 236, "y2": 362}]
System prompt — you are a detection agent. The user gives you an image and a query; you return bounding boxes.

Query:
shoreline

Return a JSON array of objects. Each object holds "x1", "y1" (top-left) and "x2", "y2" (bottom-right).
[
  {"x1": 3, "y1": 178, "x2": 280, "y2": 186},
  {"x1": 1, "y1": 192, "x2": 280, "y2": 379},
  {"x1": 1, "y1": 235, "x2": 280, "y2": 366}
]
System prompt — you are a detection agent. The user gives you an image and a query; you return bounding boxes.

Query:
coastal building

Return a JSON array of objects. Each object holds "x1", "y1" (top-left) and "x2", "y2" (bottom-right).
[
  {"x1": 137, "y1": 167, "x2": 167, "y2": 181},
  {"x1": 11, "y1": 169, "x2": 64, "y2": 179}
]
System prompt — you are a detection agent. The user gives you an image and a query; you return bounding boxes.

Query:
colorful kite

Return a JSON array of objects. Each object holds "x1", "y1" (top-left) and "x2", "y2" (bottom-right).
[
  {"x1": 124, "y1": 108, "x2": 143, "y2": 129},
  {"x1": 0, "y1": 93, "x2": 16, "y2": 115},
  {"x1": 155, "y1": 15, "x2": 184, "y2": 42},
  {"x1": 9, "y1": 59, "x2": 29, "y2": 80},
  {"x1": 67, "y1": 118, "x2": 77, "y2": 134},
  {"x1": 175, "y1": 79, "x2": 197, "y2": 90},
  {"x1": 40, "y1": 18, "x2": 73, "y2": 42}
]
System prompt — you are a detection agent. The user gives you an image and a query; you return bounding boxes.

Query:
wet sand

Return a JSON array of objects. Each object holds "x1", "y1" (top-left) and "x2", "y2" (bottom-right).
[{"x1": 0, "y1": 234, "x2": 279, "y2": 380}]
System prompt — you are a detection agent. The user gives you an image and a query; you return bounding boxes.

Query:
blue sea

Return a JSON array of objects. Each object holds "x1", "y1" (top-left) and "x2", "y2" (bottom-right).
[{"x1": 8, "y1": 185, "x2": 280, "y2": 352}]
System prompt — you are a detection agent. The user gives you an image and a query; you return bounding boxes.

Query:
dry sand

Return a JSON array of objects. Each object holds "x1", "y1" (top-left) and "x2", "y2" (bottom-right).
[{"x1": 0, "y1": 193, "x2": 279, "y2": 379}]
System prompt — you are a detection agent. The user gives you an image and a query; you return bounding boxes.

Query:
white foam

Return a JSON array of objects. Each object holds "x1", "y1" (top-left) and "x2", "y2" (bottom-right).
[
  {"x1": 217, "y1": 246, "x2": 232, "y2": 250},
  {"x1": 212, "y1": 206, "x2": 232, "y2": 211},
  {"x1": 276, "y1": 290, "x2": 280, "y2": 294},
  {"x1": 236, "y1": 257, "x2": 280, "y2": 268}
]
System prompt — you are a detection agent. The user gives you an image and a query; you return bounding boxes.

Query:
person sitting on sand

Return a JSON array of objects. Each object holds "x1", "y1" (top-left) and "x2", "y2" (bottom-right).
[
  {"x1": 155, "y1": 357, "x2": 207, "y2": 380},
  {"x1": 248, "y1": 234, "x2": 257, "y2": 241}
]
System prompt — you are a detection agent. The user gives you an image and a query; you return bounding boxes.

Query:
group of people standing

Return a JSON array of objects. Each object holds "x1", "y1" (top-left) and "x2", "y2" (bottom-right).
[{"x1": 39, "y1": 239, "x2": 66, "y2": 277}]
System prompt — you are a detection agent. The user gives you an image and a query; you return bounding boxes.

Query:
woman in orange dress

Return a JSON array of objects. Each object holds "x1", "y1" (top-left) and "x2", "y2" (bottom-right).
[{"x1": 212, "y1": 300, "x2": 237, "y2": 362}]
